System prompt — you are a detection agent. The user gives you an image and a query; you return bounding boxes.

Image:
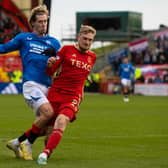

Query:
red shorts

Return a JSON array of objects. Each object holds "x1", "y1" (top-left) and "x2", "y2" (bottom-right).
[{"x1": 47, "y1": 89, "x2": 82, "y2": 123}]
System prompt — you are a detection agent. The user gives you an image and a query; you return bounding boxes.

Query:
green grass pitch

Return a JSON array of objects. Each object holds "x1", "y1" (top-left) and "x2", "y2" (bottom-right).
[{"x1": 0, "y1": 94, "x2": 168, "y2": 168}]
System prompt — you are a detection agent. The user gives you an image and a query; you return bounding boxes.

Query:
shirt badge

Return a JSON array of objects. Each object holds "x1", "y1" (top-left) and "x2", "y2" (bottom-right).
[
  {"x1": 46, "y1": 40, "x2": 51, "y2": 45},
  {"x1": 72, "y1": 54, "x2": 77, "y2": 57},
  {"x1": 87, "y1": 56, "x2": 92, "y2": 63},
  {"x1": 27, "y1": 37, "x2": 32, "y2": 40}
]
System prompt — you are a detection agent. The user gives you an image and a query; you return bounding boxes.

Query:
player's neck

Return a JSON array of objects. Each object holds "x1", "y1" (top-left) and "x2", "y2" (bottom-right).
[
  {"x1": 33, "y1": 31, "x2": 46, "y2": 37},
  {"x1": 75, "y1": 44, "x2": 88, "y2": 53}
]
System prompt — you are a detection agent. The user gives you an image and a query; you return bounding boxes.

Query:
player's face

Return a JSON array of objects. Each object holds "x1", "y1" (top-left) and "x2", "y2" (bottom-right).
[
  {"x1": 77, "y1": 33, "x2": 94, "y2": 52},
  {"x1": 123, "y1": 58, "x2": 128, "y2": 64},
  {"x1": 32, "y1": 14, "x2": 48, "y2": 36}
]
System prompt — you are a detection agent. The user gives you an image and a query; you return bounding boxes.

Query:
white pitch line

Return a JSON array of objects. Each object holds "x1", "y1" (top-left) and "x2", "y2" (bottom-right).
[{"x1": 64, "y1": 134, "x2": 168, "y2": 139}]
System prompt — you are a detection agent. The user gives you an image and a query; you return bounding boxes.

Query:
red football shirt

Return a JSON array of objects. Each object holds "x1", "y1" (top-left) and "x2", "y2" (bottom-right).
[{"x1": 46, "y1": 45, "x2": 96, "y2": 98}]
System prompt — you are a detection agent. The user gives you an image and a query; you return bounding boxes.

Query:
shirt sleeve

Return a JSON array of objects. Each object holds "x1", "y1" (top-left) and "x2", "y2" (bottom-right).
[
  {"x1": 93, "y1": 54, "x2": 97, "y2": 65},
  {"x1": 0, "y1": 33, "x2": 22, "y2": 53},
  {"x1": 54, "y1": 39, "x2": 61, "y2": 53}
]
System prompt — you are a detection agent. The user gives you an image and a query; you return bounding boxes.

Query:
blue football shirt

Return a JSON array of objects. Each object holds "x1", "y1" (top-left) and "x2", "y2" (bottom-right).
[
  {"x1": 119, "y1": 62, "x2": 135, "y2": 80},
  {"x1": 0, "y1": 32, "x2": 61, "y2": 86}
]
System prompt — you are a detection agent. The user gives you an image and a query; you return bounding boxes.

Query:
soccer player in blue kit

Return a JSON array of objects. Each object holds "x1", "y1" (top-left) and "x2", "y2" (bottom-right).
[
  {"x1": 0, "y1": 5, "x2": 61, "y2": 160},
  {"x1": 119, "y1": 57, "x2": 135, "y2": 102}
]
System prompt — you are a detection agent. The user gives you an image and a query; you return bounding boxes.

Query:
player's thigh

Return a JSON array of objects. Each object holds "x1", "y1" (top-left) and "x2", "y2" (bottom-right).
[
  {"x1": 59, "y1": 97, "x2": 81, "y2": 122},
  {"x1": 54, "y1": 114, "x2": 70, "y2": 131},
  {"x1": 37, "y1": 102, "x2": 54, "y2": 119},
  {"x1": 23, "y1": 81, "x2": 49, "y2": 116}
]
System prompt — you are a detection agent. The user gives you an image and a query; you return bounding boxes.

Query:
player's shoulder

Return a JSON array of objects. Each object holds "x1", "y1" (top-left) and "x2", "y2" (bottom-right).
[
  {"x1": 87, "y1": 50, "x2": 96, "y2": 58},
  {"x1": 13, "y1": 32, "x2": 33, "y2": 41},
  {"x1": 63, "y1": 44, "x2": 74, "y2": 49},
  {"x1": 120, "y1": 63, "x2": 125, "y2": 68},
  {"x1": 44, "y1": 35, "x2": 61, "y2": 50},
  {"x1": 128, "y1": 62, "x2": 133, "y2": 66},
  {"x1": 59, "y1": 44, "x2": 74, "y2": 51},
  {"x1": 56, "y1": 45, "x2": 71, "y2": 54},
  {"x1": 46, "y1": 34, "x2": 60, "y2": 42},
  {"x1": 87, "y1": 50, "x2": 96, "y2": 55},
  {"x1": 14, "y1": 32, "x2": 29, "y2": 38}
]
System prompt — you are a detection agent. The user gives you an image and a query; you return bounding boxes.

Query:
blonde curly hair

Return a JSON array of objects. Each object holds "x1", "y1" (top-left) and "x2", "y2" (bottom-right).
[
  {"x1": 29, "y1": 5, "x2": 49, "y2": 27},
  {"x1": 79, "y1": 25, "x2": 96, "y2": 36}
]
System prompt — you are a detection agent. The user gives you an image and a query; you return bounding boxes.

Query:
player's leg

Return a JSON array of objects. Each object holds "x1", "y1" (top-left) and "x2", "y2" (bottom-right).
[
  {"x1": 37, "y1": 97, "x2": 78, "y2": 164},
  {"x1": 123, "y1": 85, "x2": 129, "y2": 101},
  {"x1": 6, "y1": 139, "x2": 23, "y2": 158},
  {"x1": 7, "y1": 81, "x2": 54, "y2": 160},
  {"x1": 6, "y1": 116, "x2": 51, "y2": 159},
  {"x1": 125, "y1": 79, "x2": 132, "y2": 102},
  {"x1": 121, "y1": 79, "x2": 130, "y2": 102},
  {"x1": 37, "y1": 95, "x2": 80, "y2": 165},
  {"x1": 37, "y1": 113, "x2": 69, "y2": 165},
  {"x1": 20, "y1": 102, "x2": 54, "y2": 160}
]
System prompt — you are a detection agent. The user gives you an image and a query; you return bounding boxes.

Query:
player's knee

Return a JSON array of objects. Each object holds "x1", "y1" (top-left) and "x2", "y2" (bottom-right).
[
  {"x1": 43, "y1": 108, "x2": 54, "y2": 120},
  {"x1": 57, "y1": 118, "x2": 66, "y2": 128},
  {"x1": 55, "y1": 115, "x2": 69, "y2": 130},
  {"x1": 39, "y1": 104, "x2": 54, "y2": 120}
]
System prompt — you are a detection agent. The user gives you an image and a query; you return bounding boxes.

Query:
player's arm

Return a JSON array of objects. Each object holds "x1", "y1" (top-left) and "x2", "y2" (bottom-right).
[
  {"x1": 53, "y1": 39, "x2": 61, "y2": 53},
  {"x1": 87, "y1": 53, "x2": 96, "y2": 83},
  {"x1": 0, "y1": 33, "x2": 22, "y2": 53},
  {"x1": 87, "y1": 75, "x2": 92, "y2": 83},
  {"x1": 46, "y1": 49, "x2": 64, "y2": 76}
]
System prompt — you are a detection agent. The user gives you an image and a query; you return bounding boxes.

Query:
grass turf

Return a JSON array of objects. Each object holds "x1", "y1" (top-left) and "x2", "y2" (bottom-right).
[{"x1": 0, "y1": 94, "x2": 168, "y2": 168}]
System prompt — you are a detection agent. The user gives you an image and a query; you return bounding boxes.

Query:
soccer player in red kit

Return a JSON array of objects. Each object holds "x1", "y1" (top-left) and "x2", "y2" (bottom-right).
[{"x1": 37, "y1": 25, "x2": 97, "y2": 165}]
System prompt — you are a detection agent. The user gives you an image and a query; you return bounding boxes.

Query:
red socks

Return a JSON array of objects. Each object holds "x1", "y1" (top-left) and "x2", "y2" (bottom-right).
[
  {"x1": 31, "y1": 124, "x2": 42, "y2": 134},
  {"x1": 27, "y1": 124, "x2": 42, "y2": 144},
  {"x1": 25, "y1": 128, "x2": 32, "y2": 136},
  {"x1": 43, "y1": 129, "x2": 64, "y2": 155}
]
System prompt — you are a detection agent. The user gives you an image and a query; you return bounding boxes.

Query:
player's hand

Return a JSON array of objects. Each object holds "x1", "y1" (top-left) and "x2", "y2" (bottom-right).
[
  {"x1": 47, "y1": 57, "x2": 56, "y2": 67},
  {"x1": 87, "y1": 75, "x2": 93, "y2": 83}
]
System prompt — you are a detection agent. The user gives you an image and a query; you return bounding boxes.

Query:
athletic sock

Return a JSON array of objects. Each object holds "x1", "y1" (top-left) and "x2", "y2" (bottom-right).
[
  {"x1": 124, "y1": 91, "x2": 129, "y2": 98},
  {"x1": 124, "y1": 94, "x2": 128, "y2": 98},
  {"x1": 27, "y1": 124, "x2": 41, "y2": 144},
  {"x1": 18, "y1": 133, "x2": 27, "y2": 143},
  {"x1": 43, "y1": 129, "x2": 64, "y2": 156},
  {"x1": 18, "y1": 128, "x2": 31, "y2": 143}
]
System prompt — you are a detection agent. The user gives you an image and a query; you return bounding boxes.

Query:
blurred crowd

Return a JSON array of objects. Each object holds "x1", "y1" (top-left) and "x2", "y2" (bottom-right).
[
  {"x1": 131, "y1": 36, "x2": 168, "y2": 65},
  {"x1": 108, "y1": 32, "x2": 168, "y2": 84},
  {"x1": 0, "y1": 13, "x2": 22, "y2": 82},
  {"x1": 0, "y1": 13, "x2": 21, "y2": 43},
  {"x1": 1, "y1": 11, "x2": 168, "y2": 85}
]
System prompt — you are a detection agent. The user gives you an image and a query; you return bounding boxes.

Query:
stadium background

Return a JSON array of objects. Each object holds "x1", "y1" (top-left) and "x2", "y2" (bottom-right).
[
  {"x1": 0, "y1": 0, "x2": 168, "y2": 95},
  {"x1": 0, "y1": 1, "x2": 168, "y2": 168}
]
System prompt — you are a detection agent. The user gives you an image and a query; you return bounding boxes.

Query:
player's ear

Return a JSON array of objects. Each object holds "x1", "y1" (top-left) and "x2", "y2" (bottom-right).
[
  {"x1": 30, "y1": 21, "x2": 35, "y2": 28},
  {"x1": 77, "y1": 34, "x2": 80, "y2": 40}
]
